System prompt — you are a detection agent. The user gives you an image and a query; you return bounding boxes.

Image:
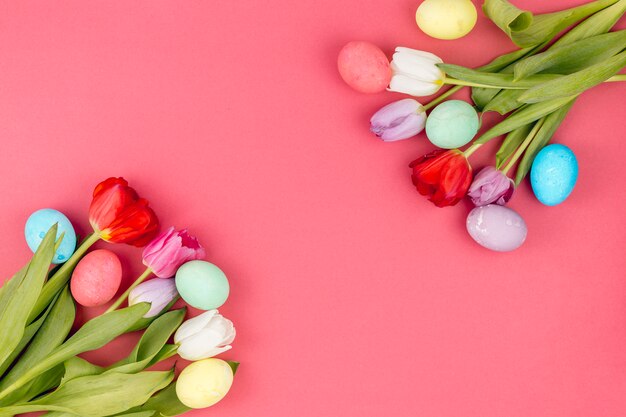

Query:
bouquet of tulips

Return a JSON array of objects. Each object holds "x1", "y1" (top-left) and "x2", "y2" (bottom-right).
[
  {"x1": 338, "y1": 0, "x2": 626, "y2": 251},
  {"x1": 0, "y1": 178, "x2": 237, "y2": 417}
]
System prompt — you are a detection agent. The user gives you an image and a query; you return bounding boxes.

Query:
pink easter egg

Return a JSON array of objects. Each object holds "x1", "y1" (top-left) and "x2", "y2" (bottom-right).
[
  {"x1": 70, "y1": 249, "x2": 122, "y2": 307},
  {"x1": 337, "y1": 41, "x2": 391, "y2": 93}
]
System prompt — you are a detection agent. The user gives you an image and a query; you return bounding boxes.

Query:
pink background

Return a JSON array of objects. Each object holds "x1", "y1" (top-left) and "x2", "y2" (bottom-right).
[{"x1": 1, "y1": 1, "x2": 625, "y2": 416}]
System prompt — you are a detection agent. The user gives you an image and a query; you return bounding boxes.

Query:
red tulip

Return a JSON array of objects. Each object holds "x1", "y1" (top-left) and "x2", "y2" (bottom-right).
[
  {"x1": 89, "y1": 177, "x2": 159, "y2": 246},
  {"x1": 409, "y1": 149, "x2": 472, "y2": 207}
]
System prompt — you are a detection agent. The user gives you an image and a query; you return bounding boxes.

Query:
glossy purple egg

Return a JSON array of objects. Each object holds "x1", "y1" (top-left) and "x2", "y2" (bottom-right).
[{"x1": 466, "y1": 205, "x2": 527, "y2": 252}]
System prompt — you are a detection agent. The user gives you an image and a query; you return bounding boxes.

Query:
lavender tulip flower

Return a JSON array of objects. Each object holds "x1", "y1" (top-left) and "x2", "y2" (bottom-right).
[
  {"x1": 468, "y1": 166, "x2": 515, "y2": 206},
  {"x1": 370, "y1": 99, "x2": 427, "y2": 141}
]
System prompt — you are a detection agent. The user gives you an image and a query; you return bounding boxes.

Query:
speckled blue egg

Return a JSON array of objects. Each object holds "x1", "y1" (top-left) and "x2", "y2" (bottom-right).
[
  {"x1": 25, "y1": 209, "x2": 77, "y2": 264},
  {"x1": 530, "y1": 144, "x2": 578, "y2": 206},
  {"x1": 425, "y1": 100, "x2": 479, "y2": 149}
]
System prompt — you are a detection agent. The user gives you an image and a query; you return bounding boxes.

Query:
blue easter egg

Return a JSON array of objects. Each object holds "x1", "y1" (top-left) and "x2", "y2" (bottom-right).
[
  {"x1": 25, "y1": 209, "x2": 77, "y2": 264},
  {"x1": 530, "y1": 144, "x2": 578, "y2": 206}
]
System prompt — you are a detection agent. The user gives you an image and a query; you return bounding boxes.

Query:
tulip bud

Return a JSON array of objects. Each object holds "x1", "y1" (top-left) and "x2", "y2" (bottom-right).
[
  {"x1": 142, "y1": 227, "x2": 206, "y2": 278},
  {"x1": 128, "y1": 278, "x2": 179, "y2": 318},
  {"x1": 370, "y1": 99, "x2": 427, "y2": 141},
  {"x1": 467, "y1": 166, "x2": 515, "y2": 206},
  {"x1": 174, "y1": 309, "x2": 236, "y2": 361},
  {"x1": 388, "y1": 47, "x2": 445, "y2": 97}
]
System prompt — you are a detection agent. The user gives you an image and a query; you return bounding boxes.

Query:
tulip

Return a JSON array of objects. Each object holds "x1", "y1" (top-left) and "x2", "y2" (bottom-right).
[
  {"x1": 388, "y1": 47, "x2": 445, "y2": 97},
  {"x1": 89, "y1": 177, "x2": 158, "y2": 247},
  {"x1": 142, "y1": 227, "x2": 206, "y2": 278},
  {"x1": 467, "y1": 166, "x2": 515, "y2": 206},
  {"x1": 128, "y1": 278, "x2": 179, "y2": 318},
  {"x1": 370, "y1": 99, "x2": 427, "y2": 141},
  {"x1": 409, "y1": 149, "x2": 472, "y2": 207},
  {"x1": 174, "y1": 309, "x2": 236, "y2": 361}
]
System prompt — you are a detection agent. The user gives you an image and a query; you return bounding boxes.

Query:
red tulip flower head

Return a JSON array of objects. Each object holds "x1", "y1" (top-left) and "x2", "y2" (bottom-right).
[
  {"x1": 409, "y1": 149, "x2": 472, "y2": 207},
  {"x1": 142, "y1": 227, "x2": 206, "y2": 278},
  {"x1": 89, "y1": 177, "x2": 159, "y2": 246}
]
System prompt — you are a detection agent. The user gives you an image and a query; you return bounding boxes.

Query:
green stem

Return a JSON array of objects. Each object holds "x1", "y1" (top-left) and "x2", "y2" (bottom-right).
[
  {"x1": 423, "y1": 85, "x2": 463, "y2": 110},
  {"x1": 463, "y1": 143, "x2": 482, "y2": 158},
  {"x1": 105, "y1": 268, "x2": 153, "y2": 314},
  {"x1": 443, "y1": 77, "x2": 527, "y2": 90},
  {"x1": 28, "y1": 233, "x2": 101, "y2": 324},
  {"x1": 607, "y1": 74, "x2": 626, "y2": 82},
  {"x1": 502, "y1": 118, "x2": 546, "y2": 175}
]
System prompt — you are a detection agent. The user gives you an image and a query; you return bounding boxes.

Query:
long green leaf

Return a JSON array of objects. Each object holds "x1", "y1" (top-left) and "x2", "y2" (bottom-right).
[
  {"x1": 0, "y1": 370, "x2": 174, "y2": 417},
  {"x1": 552, "y1": 0, "x2": 626, "y2": 48},
  {"x1": 0, "y1": 302, "x2": 150, "y2": 403},
  {"x1": 0, "y1": 225, "x2": 57, "y2": 367},
  {"x1": 0, "y1": 364, "x2": 65, "y2": 407},
  {"x1": 483, "y1": 0, "x2": 619, "y2": 47},
  {"x1": 515, "y1": 100, "x2": 576, "y2": 184},
  {"x1": 59, "y1": 357, "x2": 104, "y2": 388},
  {"x1": 483, "y1": 89, "x2": 526, "y2": 115},
  {"x1": 474, "y1": 96, "x2": 576, "y2": 145},
  {"x1": 519, "y1": 50, "x2": 626, "y2": 103},
  {"x1": 440, "y1": 64, "x2": 557, "y2": 89},
  {"x1": 514, "y1": 30, "x2": 626, "y2": 79},
  {"x1": 127, "y1": 382, "x2": 190, "y2": 417},
  {"x1": 496, "y1": 122, "x2": 534, "y2": 169},
  {"x1": 0, "y1": 286, "x2": 75, "y2": 391}
]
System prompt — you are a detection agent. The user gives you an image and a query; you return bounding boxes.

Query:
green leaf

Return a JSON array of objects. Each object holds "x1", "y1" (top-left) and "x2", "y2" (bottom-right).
[
  {"x1": 146, "y1": 344, "x2": 179, "y2": 368},
  {"x1": 483, "y1": 0, "x2": 619, "y2": 47},
  {"x1": 128, "y1": 382, "x2": 190, "y2": 417},
  {"x1": 0, "y1": 225, "x2": 57, "y2": 367},
  {"x1": 60, "y1": 357, "x2": 105, "y2": 387},
  {"x1": 0, "y1": 370, "x2": 174, "y2": 417},
  {"x1": 519, "y1": 50, "x2": 626, "y2": 103},
  {"x1": 515, "y1": 100, "x2": 576, "y2": 184},
  {"x1": 0, "y1": 286, "x2": 75, "y2": 391},
  {"x1": 482, "y1": 89, "x2": 526, "y2": 115},
  {"x1": 552, "y1": 0, "x2": 626, "y2": 48},
  {"x1": 108, "y1": 309, "x2": 185, "y2": 374},
  {"x1": 228, "y1": 361, "x2": 240, "y2": 375},
  {"x1": 0, "y1": 364, "x2": 66, "y2": 407},
  {"x1": 513, "y1": 30, "x2": 626, "y2": 80},
  {"x1": 29, "y1": 233, "x2": 100, "y2": 324},
  {"x1": 496, "y1": 123, "x2": 534, "y2": 169},
  {"x1": 125, "y1": 297, "x2": 181, "y2": 334},
  {"x1": 0, "y1": 302, "x2": 150, "y2": 403},
  {"x1": 439, "y1": 64, "x2": 557, "y2": 88},
  {"x1": 474, "y1": 96, "x2": 576, "y2": 145}
]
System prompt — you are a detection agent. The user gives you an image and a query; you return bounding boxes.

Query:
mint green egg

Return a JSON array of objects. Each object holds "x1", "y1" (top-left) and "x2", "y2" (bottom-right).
[
  {"x1": 175, "y1": 260, "x2": 230, "y2": 310},
  {"x1": 425, "y1": 100, "x2": 479, "y2": 149}
]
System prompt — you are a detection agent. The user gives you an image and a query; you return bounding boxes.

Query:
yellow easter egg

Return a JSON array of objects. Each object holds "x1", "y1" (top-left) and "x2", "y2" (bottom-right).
[
  {"x1": 176, "y1": 359, "x2": 234, "y2": 408},
  {"x1": 416, "y1": 0, "x2": 477, "y2": 40}
]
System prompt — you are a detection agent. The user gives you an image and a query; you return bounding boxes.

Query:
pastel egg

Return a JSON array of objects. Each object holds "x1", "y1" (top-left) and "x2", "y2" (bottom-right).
[
  {"x1": 337, "y1": 41, "x2": 391, "y2": 93},
  {"x1": 466, "y1": 205, "x2": 527, "y2": 252},
  {"x1": 175, "y1": 260, "x2": 230, "y2": 310},
  {"x1": 70, "y1": 249, "x2": 122, "y2": 307},
  {"x1": 25, "y1": 208, "x2": 77, "y2": 264},
  {"x1": 176, "y1": 358, "x2": 234, "y2": 408},
  {"x1": 530, "y1": 144, "x2": 578, "y2": 206},
  {"x1": 416, "y1": 0, "x2": 477, "y2": 40},
  {"x1": 426, "y1": 100, "x2": 479, "y2": 149}
]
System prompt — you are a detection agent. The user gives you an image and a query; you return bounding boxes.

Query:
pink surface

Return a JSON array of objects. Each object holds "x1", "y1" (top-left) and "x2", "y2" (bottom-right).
[{"x1": 0, "y1": 1, "x2": 625, "y2": 416}]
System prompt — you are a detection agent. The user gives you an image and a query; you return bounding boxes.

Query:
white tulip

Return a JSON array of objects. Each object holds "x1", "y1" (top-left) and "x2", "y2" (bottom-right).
[
  {"x1": 174, "y1": 310, "x2": 236, "y2": 361},
  {"x1": 388, "y1": 47, "x2": 445, "y2": 97}
]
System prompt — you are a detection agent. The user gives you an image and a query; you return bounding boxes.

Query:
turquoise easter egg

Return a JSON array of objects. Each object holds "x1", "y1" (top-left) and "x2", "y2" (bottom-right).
[
  {"x1": 25, "y1": 209, "x2": 77, "y2": 264},
  {"x1": 425, "y1": 100, "x2": 479, "y2": 149},
  {"x1": 175, "y1": 260, "x2": 230, "y2": 310},
  {"x1": 530, "y1": 144, "x2": 578, "y2": 206}
]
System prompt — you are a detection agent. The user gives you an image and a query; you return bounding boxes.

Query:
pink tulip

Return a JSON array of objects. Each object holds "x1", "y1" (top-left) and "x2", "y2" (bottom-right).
[
  {"x1": 142, "y1": 227, "x2": 206, "y2": 278},
  {"x1": 467, "y1": 166, "x2": 515, "y2": 206}
]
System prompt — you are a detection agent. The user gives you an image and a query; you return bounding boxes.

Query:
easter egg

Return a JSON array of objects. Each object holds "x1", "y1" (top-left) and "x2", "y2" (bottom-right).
[
  {"x1": 466, "y1": 205, "x2": 527, "y2": 252},
  {"x1": 425, "y1": 100, "x2": 479, "y2": 149},
  {"x1": 530, "y1": 144, "x2": 578, "y2": 206},
  {"x1": 175, "y1": 260, "x2": 230, "y2": 310},
  {"x1": 176, "y1": 359, "x2": 234, "y2": 408},
  {"x1": 337, "y1": 41, "x2": 391, "y2": 93},
  {"x1": 25, "y1": 208, "x2": 77, "y2": 264},
  {"x1": 416, "y1": 0, "x2": 477, "y2": 40},
  {"x1": 70, "y1": 249, "x2": 122, "y2": 307}
]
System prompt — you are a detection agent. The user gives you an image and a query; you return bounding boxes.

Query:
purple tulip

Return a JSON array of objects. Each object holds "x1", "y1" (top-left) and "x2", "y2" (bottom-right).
[
  {"x1": 370, "y1": 99, "x2": 426, "y2": 142},
  {"x1": 468, "y1": 166, "x2": 515, "y2": 206},
  {"x1": 128, "y1": 278, "x2": 179, "y2": 318}
]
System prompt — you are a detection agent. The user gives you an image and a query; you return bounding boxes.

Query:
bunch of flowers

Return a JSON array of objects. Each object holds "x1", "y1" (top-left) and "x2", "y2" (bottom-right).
[
  {"x1": 0, "y1": 177, "x2": 237, "y2": 416},
  {"x1": 338, "y1": 0, "x2": 626, "y2": 251}
]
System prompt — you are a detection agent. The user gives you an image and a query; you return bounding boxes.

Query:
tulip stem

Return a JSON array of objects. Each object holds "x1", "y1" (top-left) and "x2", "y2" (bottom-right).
[
  {"x1": 607, "y1": 74, "x2": 626, "y2": 82},
  {"x1": 423, "y1": 85, "x2": 464, "y2": 110},
  {"x1": 502, "y1": 117, "x2": 546, "y2": 175},
  {"x1": 463, "y1": 143, "x2": 482, "y2": 158},
  {"x1": 105, "y1": 268, "x2": 153, "y2": 314},
  {"x1": 443, "y1": 77, "x2": 526, "y2": 90}
]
